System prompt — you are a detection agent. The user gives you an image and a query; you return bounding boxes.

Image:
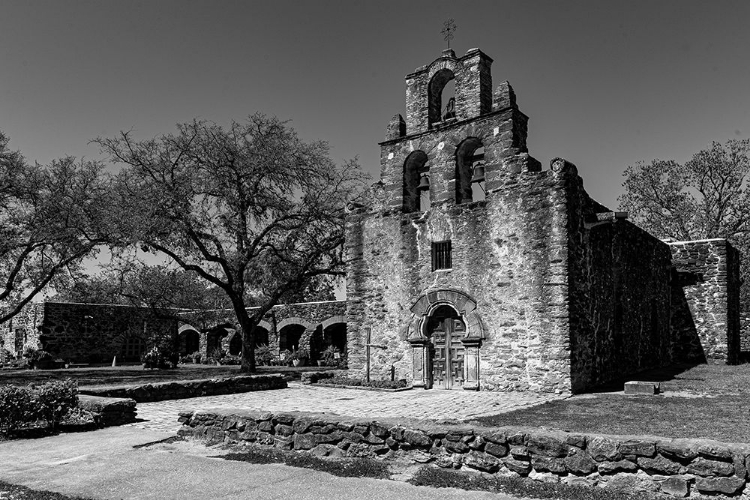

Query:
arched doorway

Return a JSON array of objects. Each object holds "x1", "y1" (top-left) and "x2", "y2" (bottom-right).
[
  {"x1": 279, "y1": 324, "x2": 305, "y2": 352},
  {"x1": 426, "y1": 305, "x2": 466, "y2": 390}
]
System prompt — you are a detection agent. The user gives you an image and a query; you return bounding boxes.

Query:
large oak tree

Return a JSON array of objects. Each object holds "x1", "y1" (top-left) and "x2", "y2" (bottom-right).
[
  {"x1": 95, "y1": 115, "x2": 365, "y2": 372},
  {"x1": 0, "y1": 131, "x2": 110, "y2": 324},
  {"x1": 618, "y1": 139, "x2": 750, "y2": 309}
]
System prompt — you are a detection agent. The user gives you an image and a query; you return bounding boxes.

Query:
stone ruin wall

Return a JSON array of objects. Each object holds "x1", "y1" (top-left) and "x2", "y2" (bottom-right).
[
  {"x1": 669, "y1": 239, "x2": 741, "y2": 364},
  {"x1": 567, "y1": 182, "x2": 673, "y2": 392},
  {"x1": 0, "y1": 302, "x2": 175, "y2": 363}
]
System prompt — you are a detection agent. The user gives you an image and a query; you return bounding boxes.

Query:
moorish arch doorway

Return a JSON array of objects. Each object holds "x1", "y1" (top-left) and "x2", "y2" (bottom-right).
[{"x1": 407, "y1": 289, "x2": 485, "y2": 390}]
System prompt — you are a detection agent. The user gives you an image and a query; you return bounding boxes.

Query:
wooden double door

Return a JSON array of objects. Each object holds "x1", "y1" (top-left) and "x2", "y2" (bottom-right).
[{"x1": 427, "y1": 305, "x2": 466, "y2": 390}]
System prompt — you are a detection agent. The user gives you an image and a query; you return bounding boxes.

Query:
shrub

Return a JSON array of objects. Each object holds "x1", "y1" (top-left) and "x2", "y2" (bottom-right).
[
  {"x1": 0, "y1": 380, "x2": 79, "y2": 433},
  {"x1": 255, "y1": 344, "x2": 274, "y2": 366},
  {"x1": 189, "y1": 350, "x2": 203, "y2": 363},
  {"x1": 141, "y1": 346, "x2": 164, "y2": 369},
  {"x1": 221, "y1": 354, "x2": 242, "y2": 365},
  {"x1": 208, "y1": 347, "x2": 226, "y2": 364},
  {"x1": 279, "y1": 349, "x2": 293, "y2": 366},
  {"x1": 317, "y1": 375, "x2": 408, "y2": 389}
]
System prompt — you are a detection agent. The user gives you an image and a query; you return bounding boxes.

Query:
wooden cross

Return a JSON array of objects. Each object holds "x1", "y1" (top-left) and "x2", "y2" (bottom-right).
[
  {"x1": 364, "y1": 327, "x2": 386, "y2": 383},
  {"x1": 441, "y1": 19, "x2": 457, "y2": 48}
]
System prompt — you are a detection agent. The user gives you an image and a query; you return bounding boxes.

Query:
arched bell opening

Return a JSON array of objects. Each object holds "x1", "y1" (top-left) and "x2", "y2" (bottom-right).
[
  {"x1": 455, "y1": 138, "x2": 485, "y2": 204},
  {"x1": 428, "y1": 68, "x2": 456, "y2": 126},
  {"x1": 403, "y1": 150, "x2": 429, "y2": 213}
]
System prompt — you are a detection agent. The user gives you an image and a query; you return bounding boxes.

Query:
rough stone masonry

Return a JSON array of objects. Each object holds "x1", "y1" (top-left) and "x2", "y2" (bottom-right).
[{"x1": 344, "y1": 47, "x2": 741, "y2": 393}]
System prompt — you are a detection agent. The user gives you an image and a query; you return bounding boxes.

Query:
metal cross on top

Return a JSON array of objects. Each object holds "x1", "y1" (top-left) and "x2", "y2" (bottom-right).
[{"x1": 441, "y1": 18, "x2": 457, "y2": 48}]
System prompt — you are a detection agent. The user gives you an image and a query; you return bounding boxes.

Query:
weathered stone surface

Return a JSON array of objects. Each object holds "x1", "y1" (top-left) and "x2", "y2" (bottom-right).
[
  {"x1": 503, "y1": 457, "x2": 531, "y2": 475},
  {"x1": 603, "y1": 472, "x2": 658, "y2": 494},
  {"x1": 293, "y1": 433, "x2": 316, "y2": 450},
  {"x1": 485, "y1": 442, "x2": 509, "y2": 458},
  {"x1": 370, "y1": 423, "x2": 390, "y2": 438},
  {"x1": 463, "y1": 451, "x2": 501, "y2": 473},
  {"x1": 532, "y1": 457, "x2": 566, "y2": 474},
  {"x1": 588, "y1": 436, "x2": 621, "y2": 462},
  {"x1": 618, "y1": 439, "x2": 656, "y2": 457},
  {"x1": 273, "y1": 436, "x2": 293, "y2": 450},
  {"x1": 660, "y1": 476, "x2": 689, "y2": 497},
  {"x1": 257, "y1": 420, "x2": 274, "y2": 432},
  {"x1": 687, "y1": 457, "x2": 734, "y2": 477},
  {"x1": 526, "y1": 433, "x2": 568, "y2": 458},
  {"x1": 564, "y1": 450, "x2": 597, "y2": 475},
  {"x1": 482, "y1": 430, "x2": 507, "y2": 445},
  {"x1": 403, "y1": 430, "x2": 431, "y2": 447},
  {"x1": 444, "y1": 440, "x2": 469, "y2": 454},
  {"x1": 528, "y1": 470, "x2": 559, "y2": 483},
  {"x1": 695, "y1": 476, "x2": 745, "y2": 495},
  {"x1": 510, "y1": 446, "x2": 529, "y2": 460},
  {"x1": 657, "y1": 440, "x2": 698, "y2": 461},
  {"x1": 274, "y1": 424, "x2": 293, "y2": 437},
  {"x1": 597, "y1": 460, "x2": 637, "y2": 475},
  {"x1": 637, "y1": 455, "x2": 685, "y2": 475},
  {"x1": 696, "y1": 442, "x2": 733, "y2": 460}
]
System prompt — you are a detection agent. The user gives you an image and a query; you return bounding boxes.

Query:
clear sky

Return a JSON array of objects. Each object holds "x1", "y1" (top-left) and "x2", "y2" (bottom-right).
[{"x1": 1, "y1": 0, "x2": 749, "y2": 210}]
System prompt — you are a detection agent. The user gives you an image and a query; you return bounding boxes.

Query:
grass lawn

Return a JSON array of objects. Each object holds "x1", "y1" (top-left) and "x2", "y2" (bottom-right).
[
  {"x1": 475, "y1": 363, "x2": 750, "y2": 443},
  {"x1": 0, "y1": 364, "x2": 327, "y2": 388}
]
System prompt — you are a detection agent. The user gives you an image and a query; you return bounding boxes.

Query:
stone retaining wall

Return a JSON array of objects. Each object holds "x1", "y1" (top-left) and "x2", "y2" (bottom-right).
[
  {"x1": 77, "y1": 395, "x2": 137, "y2": 426},
  {"x1": 80, "y1": 374, "x2": 286, "y2": 402},
  {"x1": 178, "y1": 410, "x2": 749, "y2": 498}
]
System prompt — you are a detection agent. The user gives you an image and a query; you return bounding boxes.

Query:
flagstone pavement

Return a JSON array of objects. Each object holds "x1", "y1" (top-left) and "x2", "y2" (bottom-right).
[{"x1": 123, "y1": 382, "x2": 567, "y2": 433}]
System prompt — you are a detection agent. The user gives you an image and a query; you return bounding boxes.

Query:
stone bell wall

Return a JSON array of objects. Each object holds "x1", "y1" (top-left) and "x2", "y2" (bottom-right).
[{"x1": 179, "y1": 409, "x2": 750, "y2": 498}]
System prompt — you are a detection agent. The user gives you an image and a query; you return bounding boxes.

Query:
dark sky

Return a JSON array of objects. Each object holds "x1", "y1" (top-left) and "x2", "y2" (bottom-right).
[{"x1": 2, "y1": 0, "x2": 749, "y2": 209}]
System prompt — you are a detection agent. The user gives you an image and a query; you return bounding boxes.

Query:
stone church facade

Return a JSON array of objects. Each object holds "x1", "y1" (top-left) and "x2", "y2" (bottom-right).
[{"x1": 344, "y1": 48, "x2": 741, "y2": 393}]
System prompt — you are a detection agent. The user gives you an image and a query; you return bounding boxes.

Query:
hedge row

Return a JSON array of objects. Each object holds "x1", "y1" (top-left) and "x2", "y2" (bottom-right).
[{"x1": 0, "y1": 380, "x2": 78, "y2": 432}]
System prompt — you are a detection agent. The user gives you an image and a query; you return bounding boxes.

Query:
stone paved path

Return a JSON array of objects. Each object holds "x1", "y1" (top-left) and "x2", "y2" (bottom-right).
[{"x1": 124, "y1": 382, "x2": 566, "y2": 433}]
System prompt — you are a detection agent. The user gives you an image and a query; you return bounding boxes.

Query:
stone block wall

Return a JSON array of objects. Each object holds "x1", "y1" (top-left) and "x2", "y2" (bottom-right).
[
  {"x1": 669, "y1": 240, "x2": 741, "y2": 364},
  {"x1": 179, "y1": 409, "x2": 750, "y2": 498},
  {"x1": 568, "y1": 191, "x2": 673, "y2": 391},
  {"x1": 0, "y1": 302, "x2": 175, "y2": 362}
]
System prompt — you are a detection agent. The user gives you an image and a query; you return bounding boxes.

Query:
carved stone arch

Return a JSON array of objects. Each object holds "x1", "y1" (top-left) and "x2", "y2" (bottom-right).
[
  {"x1": 321, "y1": 315, "x2": 346, "y2": 331},
  {"x1": 276, "y1": 317, "x2": 315, "y2": 332},
  {"x1": 256, "y1": 320, "x2": 273, "y2": 332},
  {"x1": 177, "y1": 323, "x2": 200, "y2": 335},
  {"x1": 408, "y1": 289, "x2": 484, "y2": 340}
]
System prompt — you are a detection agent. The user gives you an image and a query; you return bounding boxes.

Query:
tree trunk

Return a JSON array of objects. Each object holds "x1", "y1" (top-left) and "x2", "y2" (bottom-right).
[{"x1": 235, "y1": 306, "x2": 258, "y2": 373}]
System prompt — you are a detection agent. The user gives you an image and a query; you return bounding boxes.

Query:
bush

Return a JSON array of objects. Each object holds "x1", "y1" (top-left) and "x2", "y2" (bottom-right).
[
  {"x1": 0, "y1": 380, "x2": 79, "y2": 433},
  {"x1": 190, "y1": 350, "x2": 203, "y2": 363},
  {"x1": 279, "y1": 349, "x2": 293, "y2": 366},
  {"x1": 221, "y1": 354, "x2": 242, "y2": 365},
  {"x1": 208, "y1": 347, "x2": 226, "y2": 364},
  {"x1": 317, "y1": 375, "x2": 408, "y2": 389},
  {"x1": 255, "y1": 344, "x2": 274, "y2": 366},
  {"x1": 141, "y1": 346, "x2": 164, "y2": 369}
]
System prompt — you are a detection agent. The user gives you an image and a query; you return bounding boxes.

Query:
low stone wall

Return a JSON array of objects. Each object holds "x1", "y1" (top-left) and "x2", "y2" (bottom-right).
[
  {"x1": 178, "y1": 410, "x2": 750, "y2": 498},
  {"x1": 77, "y1": 395, "x2": 137, "y2": 426},
  {"x1": 80, "y1": 374, "x2": 287, "y2": 402}
]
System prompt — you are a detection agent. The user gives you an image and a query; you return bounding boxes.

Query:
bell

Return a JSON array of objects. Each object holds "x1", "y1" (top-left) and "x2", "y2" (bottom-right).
[
  {"x1": 417, "y1": 174, "x2": 430, "y2": 190},
  {"x1": 471, "y1": 165, "x2": 485, "y2": 183}
]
